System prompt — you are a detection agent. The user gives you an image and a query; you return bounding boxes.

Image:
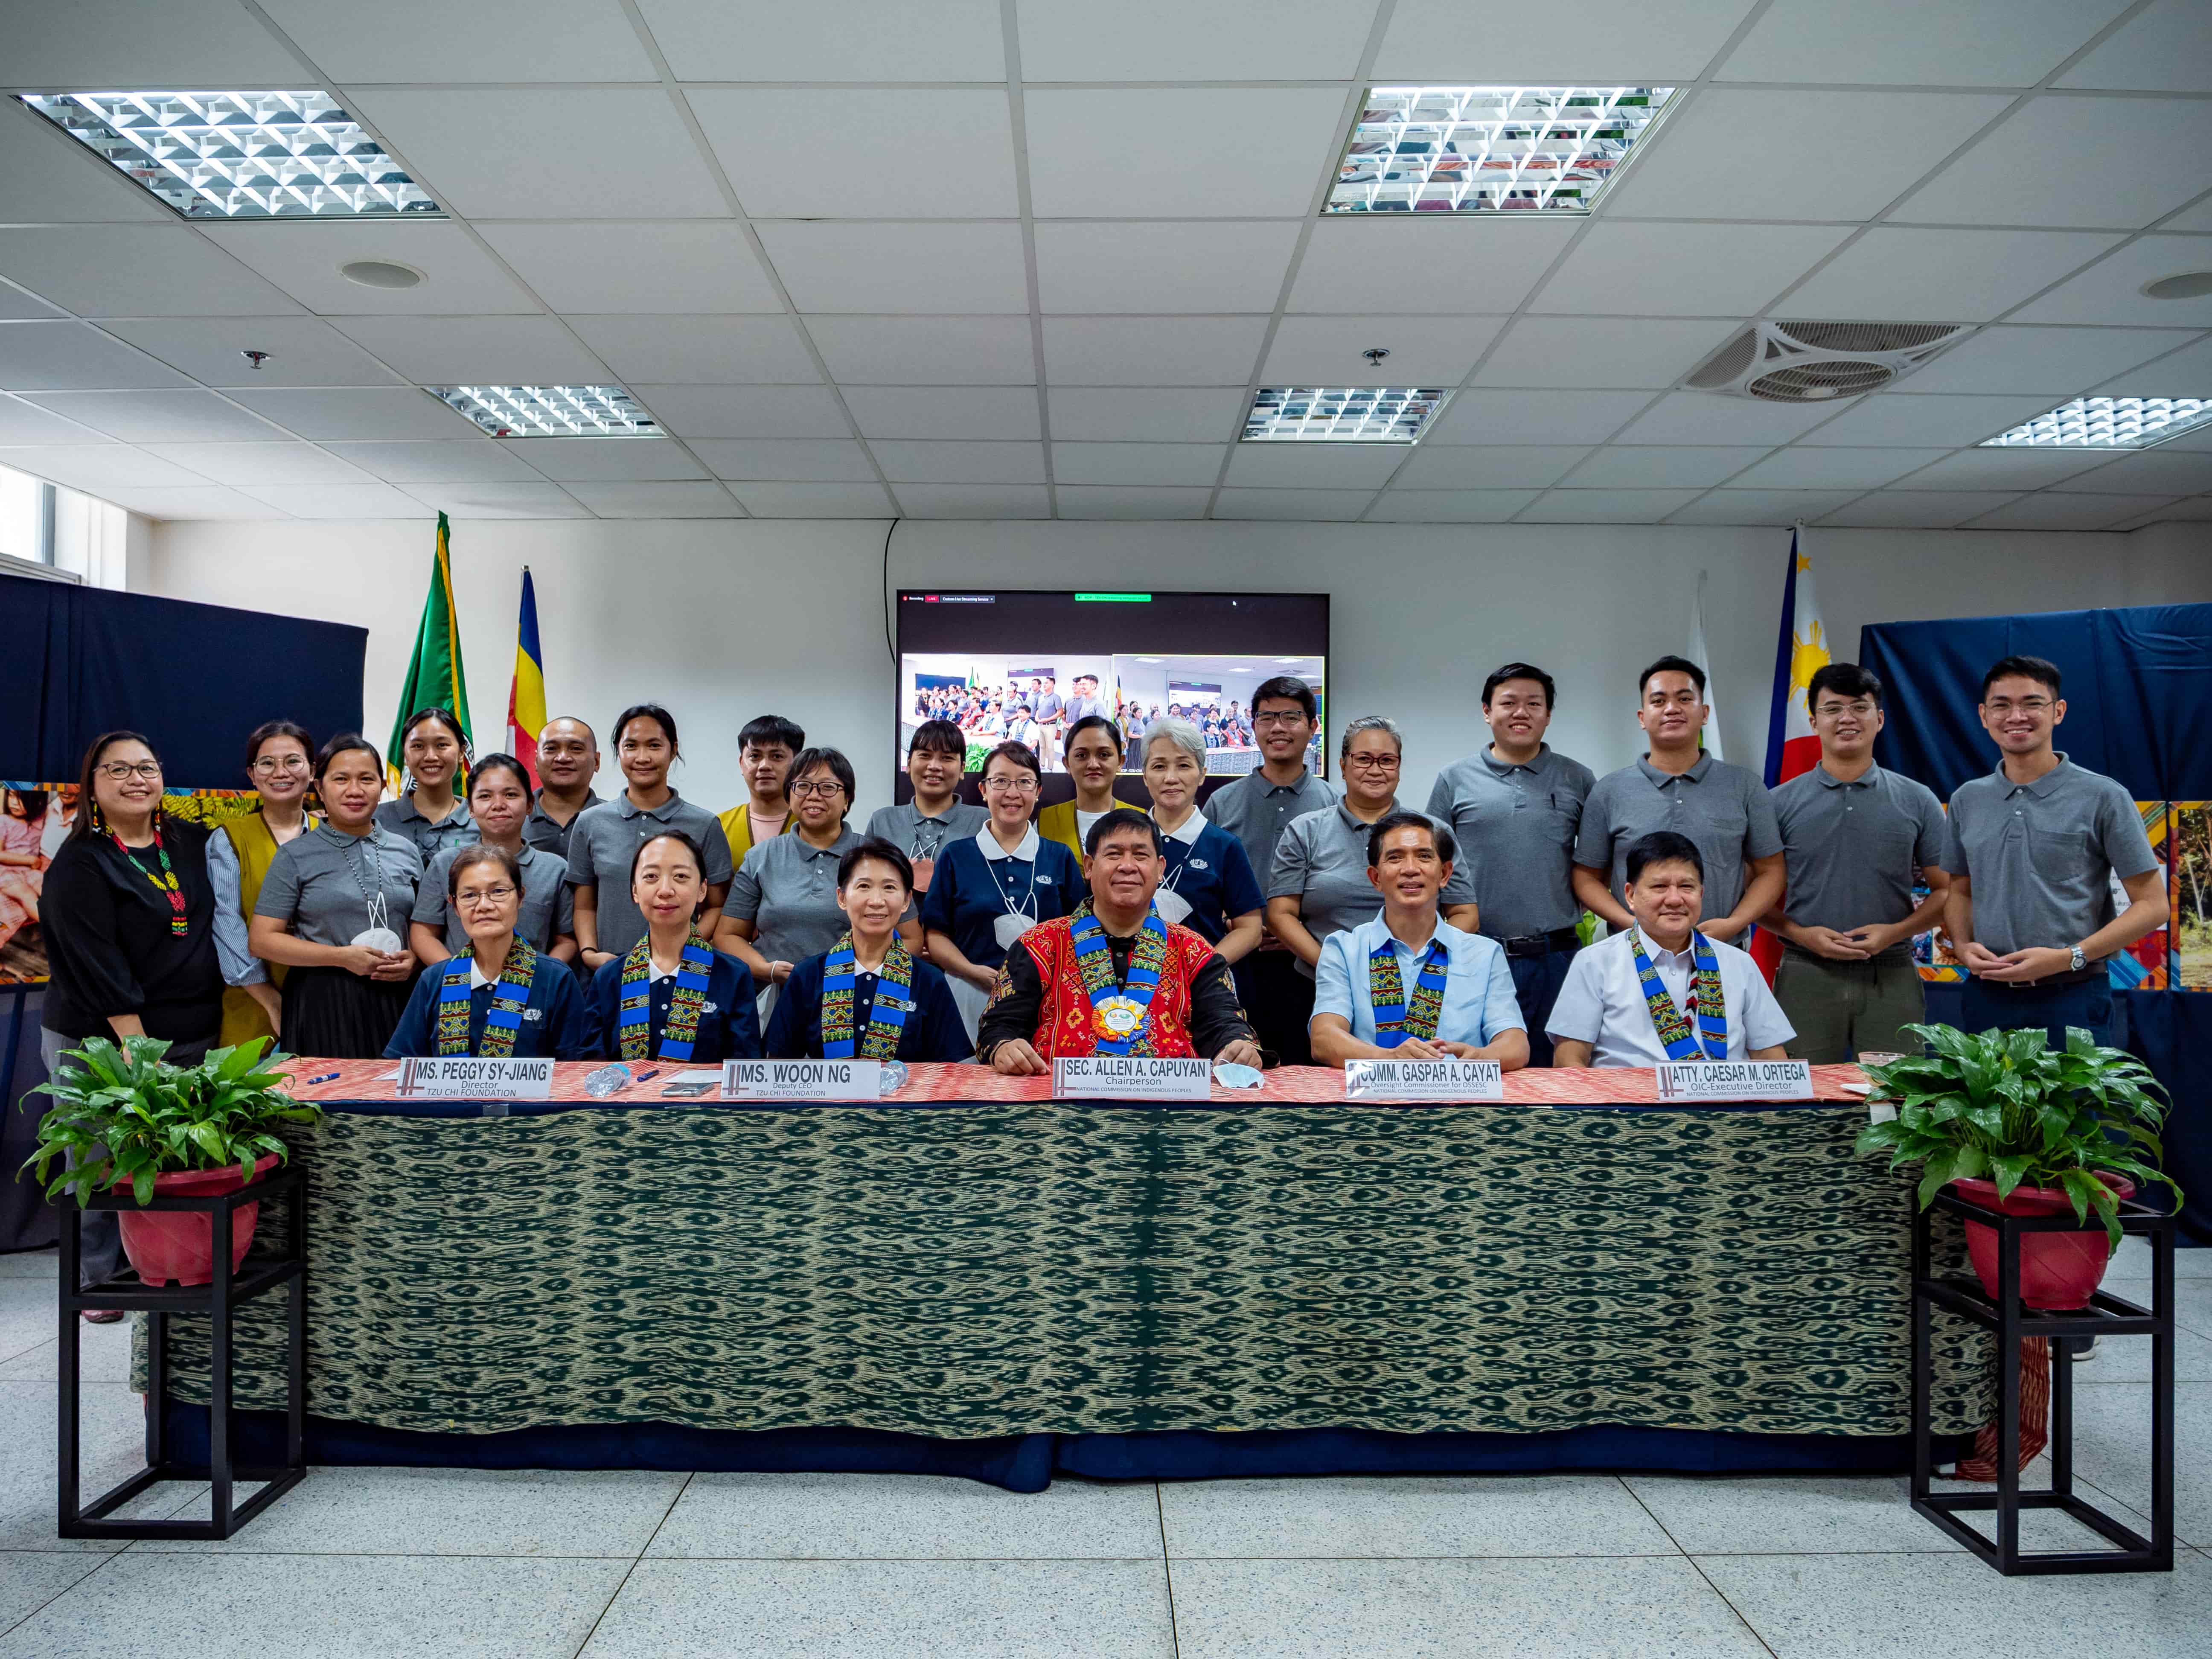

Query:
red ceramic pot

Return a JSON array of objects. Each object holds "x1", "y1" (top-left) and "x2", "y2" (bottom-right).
[
  {"x1": 1952, "y1": 1174, "x2": 2134, "y2": 1311},
  {"x1": 115, "y1": 1154, "x2": 281, "y2": 1288}
]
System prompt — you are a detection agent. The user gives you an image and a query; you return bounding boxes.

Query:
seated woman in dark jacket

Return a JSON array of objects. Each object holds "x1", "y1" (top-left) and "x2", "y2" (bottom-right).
[
  {"x1": 585, "y1": 832, "x2": 761, "y2": 1062},
  {"x1": 384, "y1": 845, "x2": 588, "y2": 1059}
]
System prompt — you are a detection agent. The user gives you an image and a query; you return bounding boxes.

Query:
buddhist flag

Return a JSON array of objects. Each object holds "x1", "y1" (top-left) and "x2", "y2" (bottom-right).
[
  {"x1": 506, "y1": 567, "x2": 548, "y2": 785},
  {"x1": 386, "y1": 511, "x2": 472, "y2": 790},
  {"x1": 1752, "y1": 526, "x2": 1828, "y2": 981}
]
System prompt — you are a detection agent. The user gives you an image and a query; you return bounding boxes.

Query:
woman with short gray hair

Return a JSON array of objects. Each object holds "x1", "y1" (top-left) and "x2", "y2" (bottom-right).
[{"x1": 1138, "y1": 719, "x2": 1264, "y2": 961}]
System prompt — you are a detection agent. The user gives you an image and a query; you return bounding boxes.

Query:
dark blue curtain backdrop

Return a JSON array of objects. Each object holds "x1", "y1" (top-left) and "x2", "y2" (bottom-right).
[{"x1": 1862, "y1": 602, "x2": 2212, "y2": 1244}]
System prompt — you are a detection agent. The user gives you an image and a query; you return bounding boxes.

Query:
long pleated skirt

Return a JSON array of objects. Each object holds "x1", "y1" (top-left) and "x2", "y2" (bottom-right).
[{"x1": 281, "y1": 965, "x2": 413, "y2": 1060}]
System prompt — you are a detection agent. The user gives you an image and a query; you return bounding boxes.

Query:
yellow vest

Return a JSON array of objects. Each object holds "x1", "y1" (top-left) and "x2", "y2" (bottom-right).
[
  {"x1": 217, "y1": 807, "x2": 315, "y2": 1049},
  {"x1": 1036, "y1": 795, "x2": 1143, "y2": 865},
  {"x1": 718, "y1": 800, "x2": 795, "y2": 866}
]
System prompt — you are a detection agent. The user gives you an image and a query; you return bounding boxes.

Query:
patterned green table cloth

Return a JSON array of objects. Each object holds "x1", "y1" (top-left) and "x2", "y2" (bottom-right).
[{"x1": 157, "y1": 1102, "x2": 1992, "y2": 1438}]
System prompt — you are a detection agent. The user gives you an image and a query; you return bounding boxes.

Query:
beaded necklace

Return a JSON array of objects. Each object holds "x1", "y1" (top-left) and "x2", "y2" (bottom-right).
[{"x1": 111, "y1": 819, "x2": 188, "y2": 937}]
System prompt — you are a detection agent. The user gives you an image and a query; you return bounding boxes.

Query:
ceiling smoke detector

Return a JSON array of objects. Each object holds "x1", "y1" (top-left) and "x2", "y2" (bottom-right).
[{"x1": 1685, "y1": 320, "x2": 1970, "y2": 403}]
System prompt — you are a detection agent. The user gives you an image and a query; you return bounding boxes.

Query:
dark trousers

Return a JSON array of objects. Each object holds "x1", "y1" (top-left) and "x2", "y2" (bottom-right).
[
  {"x1": 1958, "y1": 975, "x2": 2115, "y2": 1050},
  {"x1": 1508, "y1": 947, "x2": 1578, "y2": 1069},
  {"x1": 1235, "y1": 949, "x2": 1316, "y2": 1068}
]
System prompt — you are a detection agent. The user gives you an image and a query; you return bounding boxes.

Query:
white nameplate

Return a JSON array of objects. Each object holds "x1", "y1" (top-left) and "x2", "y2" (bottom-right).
[
  {"x1": 722, "y1": 1059, "x2": 884, "y2": 1101},
  {"x1": 1053, "y1": 1056, "x2": 1213, "y2": 1100},
  {"x1": 395, "y1": 1057, "x2": 553, "y2": 1099},
  {"x1": 1653, "y1": 1059, "x2": 1814, "y2": 1103},
  {"x1": 1343, "y1": 1058, "x2": 1504, "y2": 1101}
]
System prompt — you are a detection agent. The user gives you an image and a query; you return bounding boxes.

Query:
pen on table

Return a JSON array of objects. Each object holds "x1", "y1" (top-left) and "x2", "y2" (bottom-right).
[
  {"x1": 298, "y1": 1071, "x2": 341, "y2": 1087},
  {"x1": 627, "y1": 1067, "x2": 659, "y2": 1087}
]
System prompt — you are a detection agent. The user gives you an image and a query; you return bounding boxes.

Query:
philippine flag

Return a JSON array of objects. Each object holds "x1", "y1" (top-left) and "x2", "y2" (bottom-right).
[{"x1": 1752, "y1": 527, "x2": 1827, "y2": 979}]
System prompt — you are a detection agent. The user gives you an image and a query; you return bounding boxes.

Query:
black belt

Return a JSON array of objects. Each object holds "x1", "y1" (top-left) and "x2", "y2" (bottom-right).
[
  {"x1": 1986, "y1": 964, "x2": 2103, "y2": 991},
  {"x1": 1501, "y1": 927, "x2": 1580, "y2": 959}
]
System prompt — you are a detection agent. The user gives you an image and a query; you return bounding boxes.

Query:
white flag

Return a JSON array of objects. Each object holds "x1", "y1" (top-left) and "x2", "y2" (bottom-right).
[{"x1": 1690, "y1": 568, "x2": 1724, "y2": 762}]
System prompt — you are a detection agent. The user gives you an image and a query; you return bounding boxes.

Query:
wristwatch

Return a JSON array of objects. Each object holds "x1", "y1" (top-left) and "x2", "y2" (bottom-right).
[{"x1": 2069, "y1": 944, "x2": 2087, "y2": 973}]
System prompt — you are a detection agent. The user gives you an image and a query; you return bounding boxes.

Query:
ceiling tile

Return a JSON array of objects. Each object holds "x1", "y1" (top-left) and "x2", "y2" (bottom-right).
[
  {"x1": 1222, "y1": 444, "x2": 1408, "y2": 489},
  {"x1": 1818, "y1": 490, "x2": 2023, "y2": 527},
  {"x1": 23, "y1": 390, "x2": 289, "y2": 444},
  {"x1": 566, "y1": 316, "x2": 819, "y2": 385},
  {"x1": 397, "y1": 482, "x2": 592, "y2": 520},
  {"x1": 199, "y1": 222, "x2": 541, "y2": 317},
  {"x1": 0, "y1": 100, "x2": 174, "y2": 224},
  {"x1": 1425, "y1": 389, "x2": 1652, "y2": 445},
  {"x1": 2123, "y1": 495, "x2": 2212, "y2": 521},
  {"x1": 329, "y1": 317, "x2": 609, "y2": 384},
  {"x1": 1474, "y1": 317, "x2": 1738, "y2": 389},
  {"x1": 1963, "y1": 492, "x2": 2180, "y2": 529},
  {"x1": 1365, "y1": 489, "x2": 1541, "y2": 522},
  {"x1": 1042, "y1": 317, "x2": 1269, "y2": 386},
  {"x1": 348, "y1": 90, "x2": 728, "y2": 219},
  {"x1": 1263, "y1": 316, "x2": 1505, "y2": 385},
  {"x1": 692, "y1": 90, "x2": 1018, "y2": 219},
  {"x1": 475, "y1": 224, "x2": 783, "y2": 314},
  {"x1": 1566, "y1": 446, "x2": 1770, "y2": 487},
  {"x1": 0, "y1": 227, "x2": 303, "y2": 318},
  {"x1": 687, "y1": 439, "x2": 877, "y2": 480},
  {"x1": 2163, "y1": 200, "x2": 2212, "y2": 233},
  {"x1": 1025, "y1": 89, "x2": 1348, "y2": 218},
  {"x1": 0, "y1": 396, "x2": 111, "y2": 445},
  {"x1": 1895, "y1": 97, "x2": 2212, "y2": 231},
  {"x1": 2089, "y1": 333, "x2": 2212, "y2": 397},
  {"x1": 1897, "y1": 325, "x2": 2199, "y2": 396},
  {"x1": 1291, "y1": 218, "x2": 1578, "y2": 314},
  {"x1": 567, "y1": 482, "x2": 745, "y2": 518},
  {"x1": 320, "y1": 441, "x2": 548, "y2": 484},
  {"x1": 1665, "y1": 489, "x2": 1860, "y2": 524},
  {"x1": 1373, "y1": 0, "x2": 1757, "y2": 81},
  {"x1": 224, "y1": 387, "x2": 484, "y2": 441},
  {"x1": 1896, "y1": 447, "x2": 2124, "y2": 489},
  {"x1": 0, "y1": 322, "x2": 191, "y2": 390},
  {"x1": 891, "y1": 484, "x2": 1051, "y2": 518},
  {"x1": 2015, "y1": 236, "x2": 2212, "y2": 328},
  {"x1": 1613, "y1": 391, "x2": 1862, "y2": 444},
  {"x1": 1054, "y1": 486, "x2": 1213, "y2": 519},
  {"x1": 844, "y1": 386, "x2": 1039, "y2": 440},
  {"x1": 2057, "y1": 0, "x2": 2212, "y2": 92},
  {"x1": 0, "y1": 285, "x2": 63, "y2": 321},
  {"x1": 803, "y1": 317, "x2": 1034, "y2": 386},
  {"x1": 3, "y1": 0, "x2": 303, "y2": 82},
  {"x1": 1778, "y1": 228, "x2": 2124, "y2": 323},
  {"x1": 756, "y1": 223, "x2": 1030, "y2": 314},
  {"x1": 2062, "y1": 448, "x2": 2212, "y2": 494},
  {"x1": 1716, "y1": 0, "x2": 2132, "y2": 86},
  {"x1": 1034, "y1": 223, "x2": 1302, "y2": 315},
  {"x1": 1605, "y1": 90, "x2": 2015, "y2": 221},
  {"x1": 138, "y1": 441, "x2": 375, "y2": 486},
  {"x1": 725, "y1": 480, "x2": 896, "y2": 516},
  {"x1": 1797, "y1": 393, "x2": 2052, "y2": 447},
  {"x1": 1729, "y1": 446, "x2": 1951, "y2": 488},
  {"x1": 96, "y1": 486, "x2": 293, "y2": 521},
  {"x1": 506, "y1": 437, "x2": 709, "y2": 481},
  {"x1": 1529, "y1": 222, "x2": 1853, "y2": 318},
  {"x1": 100, "y1": 317, "x2": 407, "y2": 389},
  {"x1": 1389, "y1": 445, "x2": 1590, "y2": 488},
  {"x1": 1519, "y1": 489, "x2": 1706, "y2": 522},
  {"x1": 0, "y1": 444, "x2": 210, "y2": 491},
  {"x1": 1213, "y1": 488, "x2": 1375, "y2": 521},
  {"x1": 869, "y1": 440, "x2": 1046, "y2": 483},
  {"x1": 635, "y1": 0, "x2": 1006, "y2": 79},
  {"x1": 1050, "y1": 442, "x2": 1227, "y2": 486},
  {"x1": 1018, "y1": 0, "x2": 1377, "y2": 78},
  {"x1": 1048, "y1": 387, "x2": 1246, "y2": 442},
  {"x1": 631, "y1": 384, "x2": 853, "y2": 439},
  {"x1": 257, "y1": 0, "x2": 657, "y2": 80}
]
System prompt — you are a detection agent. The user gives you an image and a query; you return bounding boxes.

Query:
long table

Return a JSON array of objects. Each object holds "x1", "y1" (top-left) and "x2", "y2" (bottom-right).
[{"x1": 147, "y1": 1061, "x2": 1994, "y2": 1490}]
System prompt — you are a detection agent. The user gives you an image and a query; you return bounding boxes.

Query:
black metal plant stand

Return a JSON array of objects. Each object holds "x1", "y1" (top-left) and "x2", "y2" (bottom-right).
[
  {"x1": 57, "y1": 1162, "x2": 306, "y2": 1539},
  {"x1": 1911, "y1": 1185, "x2": 2174, "y2": 1574}
]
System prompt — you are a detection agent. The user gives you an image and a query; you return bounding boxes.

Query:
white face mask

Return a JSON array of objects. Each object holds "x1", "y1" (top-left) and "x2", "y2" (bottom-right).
[
  {"x1": 1152, "y1": 887, "x2": 1193, "y2": 926},
  {"x1": 992, "y1": 911, "x2": 1036, "y2": 949}
]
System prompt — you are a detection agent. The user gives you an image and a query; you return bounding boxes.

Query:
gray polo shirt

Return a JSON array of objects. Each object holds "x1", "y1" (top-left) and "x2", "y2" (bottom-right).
[
  {"x1": 867, "y1": 800, "x2": 989, "y2": 862},
  {"x1": 723, "y1": 826, "x2": 864, "y2": 965},
  {"x1": 1268, "y1": 799, "x2": 1476, "y2": 979},
  {"x1": 1772, "y1": 763, "x2": 1946, "y2": 942},
  {"x1": 521, "y1": 789, "x2": 601, "y2": 862},
  {"x1": 1204, "y1": 767, "x2": 1341, "y2": 893},
  {"x1": 373, "y1": 793, "x2": 474, "y2": 864},
  {"x1": 1575, "y1": 754, "x2": 1782, "y2": 922},
  {"x1": 254, "y1": 824, "x2": 425, "y2": 947},
  {"x1": 566, "y1": 790, "x2": 735, "y2": 959},
  {"x1": 1424, "y1": 744, "x2": 1595, "y2": 940},
  {"x1": 412, "y1": 842, "x2": 576, "y2": 954},
  {"x1": 1942, "y1": 754, "x2": 2158, "y2": 957}
]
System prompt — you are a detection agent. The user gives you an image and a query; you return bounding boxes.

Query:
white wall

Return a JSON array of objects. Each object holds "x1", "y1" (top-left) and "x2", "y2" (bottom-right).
[{"x1": 139, "y1": 515, "x2": 2212, "y2": 817}]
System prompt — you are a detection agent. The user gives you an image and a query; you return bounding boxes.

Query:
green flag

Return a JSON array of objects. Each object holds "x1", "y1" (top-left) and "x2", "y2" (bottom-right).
[{"x1": 386, "y1": 512, "x2": 472, "y2": 789}]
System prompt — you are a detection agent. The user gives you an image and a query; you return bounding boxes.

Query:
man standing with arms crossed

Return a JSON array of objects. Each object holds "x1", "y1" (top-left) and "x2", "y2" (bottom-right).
[{"x1": 1426, "y1": 663, "x2": 1592, "y2": 1066}]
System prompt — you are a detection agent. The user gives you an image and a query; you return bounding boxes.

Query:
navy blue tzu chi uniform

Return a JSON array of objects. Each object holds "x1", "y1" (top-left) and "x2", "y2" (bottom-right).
[
  {"x1": 584, "y1": 946, "x2": 762, "y2": 1062},
  {"x1": 384, "y1": 946, "x2": 591, "y2": 1059},
  {"x1": 765, "y1": 949, "x2": 973, "y2": 1062}
]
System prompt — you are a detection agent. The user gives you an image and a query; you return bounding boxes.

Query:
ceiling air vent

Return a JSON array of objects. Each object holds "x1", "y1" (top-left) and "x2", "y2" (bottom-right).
[{"x1": 1685, "y1": 320, "x2": 1970, "y2": 403}]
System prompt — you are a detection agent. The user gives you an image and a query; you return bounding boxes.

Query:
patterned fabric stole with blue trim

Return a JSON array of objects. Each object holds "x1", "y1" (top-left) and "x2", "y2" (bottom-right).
[
  {"x1": 1070, "y1": 901, "x2": 1168, "y2": 1057},
  {"x1": 437, "y1": 938, "x2": 538, "y2": 1057},
  {"x1": 618, "y1": 933, "x2": 716, "y2": 1061},
  {"x1": 1367, "y1": 935, "x2": 1449, "y2": 1048},
  {"x1": 821, "y1": 932, "x2": 915, "y2": 1059},
  {"x1": 1629, "y1": 926, "x2": 1728, "y2": 1061}
]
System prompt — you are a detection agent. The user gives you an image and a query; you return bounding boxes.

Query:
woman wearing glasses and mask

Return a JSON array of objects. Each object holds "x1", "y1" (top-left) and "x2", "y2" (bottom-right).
[
  {"x1": 920, "y1": 741, "x2": 1082, "y2": 1040},
  {"x1": 384, "y1": 844, "x2": 588, "y2": 1060},
  {"x1": 207, "y1": 720, "x2": 317, "y2": 1049}
]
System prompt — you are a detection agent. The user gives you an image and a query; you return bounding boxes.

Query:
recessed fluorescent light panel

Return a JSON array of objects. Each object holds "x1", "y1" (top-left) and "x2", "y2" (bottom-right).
[
  {"x1": 1980, "y1": 396, "x2": 2212, "y2": 451},
  {"x1": 431, "y1": 386, "x2": 658, "y2": 439},
  {"x1": 1243, "y1": 387, "x2": 1448, "y2": 443},
  {"x1": 1326, "y1": 86, "x2": 1676, "y2": 215},
  {"x1": 17, "y1": 91, "x2": 440, "y2": 218}
]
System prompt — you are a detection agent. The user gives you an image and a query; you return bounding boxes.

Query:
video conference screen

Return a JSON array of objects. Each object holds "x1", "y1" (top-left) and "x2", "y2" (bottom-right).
[{"x1": 894, "y1": 590, "x2": 1330, "y2": 797}]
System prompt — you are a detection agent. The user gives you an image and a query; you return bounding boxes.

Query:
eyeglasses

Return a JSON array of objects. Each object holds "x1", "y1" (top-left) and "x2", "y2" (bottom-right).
[
  {"x1": 455, "y1": 885, "x2": 517, "y2": 907},
  {"x1": 96, "y1": 761, "x2": 162, "y2": 781},
  {"x1": 250, "y1": 756, "x2": 309, "y2": 774},
  {"x1": 1984, "y1": 696, "x2": 2054, "y2": 713},
  {"x1": 1253, "y1": 712, "x2": 1308, "y2": 728},
  {"x1": 1344, "y1": 754, "x2": 1400, "y2": 771},
  {"x1": 788, "y1": 780, "x2": 846, "y2": 799},
  {"x1": 982, "y1": 776, "x2": 1040, "y2": 794}
]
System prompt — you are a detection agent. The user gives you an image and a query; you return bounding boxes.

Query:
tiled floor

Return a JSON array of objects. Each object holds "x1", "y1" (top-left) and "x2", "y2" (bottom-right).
[{"x1": 1, "y1": 1239, "x2": 2208, "y2": 1658}]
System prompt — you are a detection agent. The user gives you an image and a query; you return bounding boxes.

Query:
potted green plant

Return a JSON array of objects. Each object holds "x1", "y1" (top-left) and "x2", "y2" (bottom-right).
[
  {"x1": 1855, "y1": 1023, "x2": 2180, "y2": 1310},
  {"x1": 22, "y1": 1035, "x2": 320, "y2": 1288}
]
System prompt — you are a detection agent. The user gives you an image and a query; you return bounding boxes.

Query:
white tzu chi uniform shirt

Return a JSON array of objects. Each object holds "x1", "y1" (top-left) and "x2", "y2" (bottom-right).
[{"x1": 1545, "y1": 928, "x2": 1795, "y2": 1068}]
